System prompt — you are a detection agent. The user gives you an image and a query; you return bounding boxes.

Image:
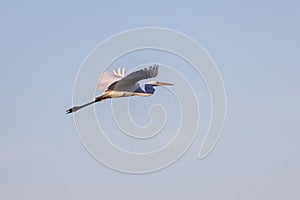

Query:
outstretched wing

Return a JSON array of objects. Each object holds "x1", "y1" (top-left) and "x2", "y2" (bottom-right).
[
  {"x1": 116, "y1": 64, "x2": 159, "y2": 87},
  {"x1": 97, "y1": 68, "x2": 126, "y2": 92}
]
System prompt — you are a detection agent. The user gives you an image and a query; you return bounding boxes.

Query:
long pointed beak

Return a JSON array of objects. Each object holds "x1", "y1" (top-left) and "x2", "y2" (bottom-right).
[{"x1": 155, "y1": 81, "x2": 174, "y2": 86}]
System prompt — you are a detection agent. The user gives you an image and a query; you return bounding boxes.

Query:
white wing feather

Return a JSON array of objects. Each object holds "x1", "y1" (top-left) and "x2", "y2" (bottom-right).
[
  {"x1": 116, "y1": 64, "x2": 159, "y2": 86},
  {"x1": 98, "y1": 65, "x2": 158, "y2": 92},
  {"x1": 97, "y1": 68, "x2": 126, "y2": 92}
]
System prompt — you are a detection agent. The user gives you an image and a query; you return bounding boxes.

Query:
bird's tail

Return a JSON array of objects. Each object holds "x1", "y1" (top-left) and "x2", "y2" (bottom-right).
[{"x1": 66, "y1": 93, "x2": 111, "y2": 114}]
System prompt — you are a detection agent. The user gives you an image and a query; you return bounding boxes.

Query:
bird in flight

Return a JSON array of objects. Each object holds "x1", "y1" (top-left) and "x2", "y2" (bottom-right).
[{"x1": 66, "y1": 64, "x2": 173, "y2": 114}]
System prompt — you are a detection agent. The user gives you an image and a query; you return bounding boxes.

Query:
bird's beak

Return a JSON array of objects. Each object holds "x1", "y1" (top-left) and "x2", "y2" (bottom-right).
[{"x1": 155, "y1": 81, "x2": 174, "y2": 86}]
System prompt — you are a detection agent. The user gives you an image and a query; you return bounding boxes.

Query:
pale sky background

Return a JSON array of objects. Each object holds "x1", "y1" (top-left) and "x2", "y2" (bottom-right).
[{"x1": 1, "y1": 0, "x2": 300, "y2": 199}]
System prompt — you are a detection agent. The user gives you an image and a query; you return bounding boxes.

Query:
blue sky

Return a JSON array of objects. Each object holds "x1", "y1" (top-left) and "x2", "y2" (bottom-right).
[{"x1": 1, "y1": 0, "x2": 299, "y2": 199}]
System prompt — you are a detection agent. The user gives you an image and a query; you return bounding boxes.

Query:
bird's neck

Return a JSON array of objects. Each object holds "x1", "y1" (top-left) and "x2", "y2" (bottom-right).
[{"x1": 145, "y1": 84, "x2": 155, "y2": 94}]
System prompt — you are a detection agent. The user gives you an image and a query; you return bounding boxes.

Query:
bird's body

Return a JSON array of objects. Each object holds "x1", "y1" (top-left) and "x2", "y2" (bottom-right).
[{"x1": 66, "y1": 64, "x2": 173, "y2": 114}]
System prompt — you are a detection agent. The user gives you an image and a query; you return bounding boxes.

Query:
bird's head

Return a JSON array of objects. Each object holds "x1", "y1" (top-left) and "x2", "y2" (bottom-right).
[
  {"x1": 144, "y1": 81, "x2": 173, "y2": 94},
  {"x1": 146, "y1": 81, "x2": 174, "y2": 87}
]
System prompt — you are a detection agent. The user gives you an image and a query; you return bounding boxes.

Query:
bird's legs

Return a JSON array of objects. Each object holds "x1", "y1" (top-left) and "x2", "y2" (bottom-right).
[{"x1": 66, "y1": 93, "x2": 111, "y2": 114}]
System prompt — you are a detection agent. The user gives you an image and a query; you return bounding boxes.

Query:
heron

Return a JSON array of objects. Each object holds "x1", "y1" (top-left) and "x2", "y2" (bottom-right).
[{"x1": 66, "y1": 64, "x2": 173, "y2": 114}]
